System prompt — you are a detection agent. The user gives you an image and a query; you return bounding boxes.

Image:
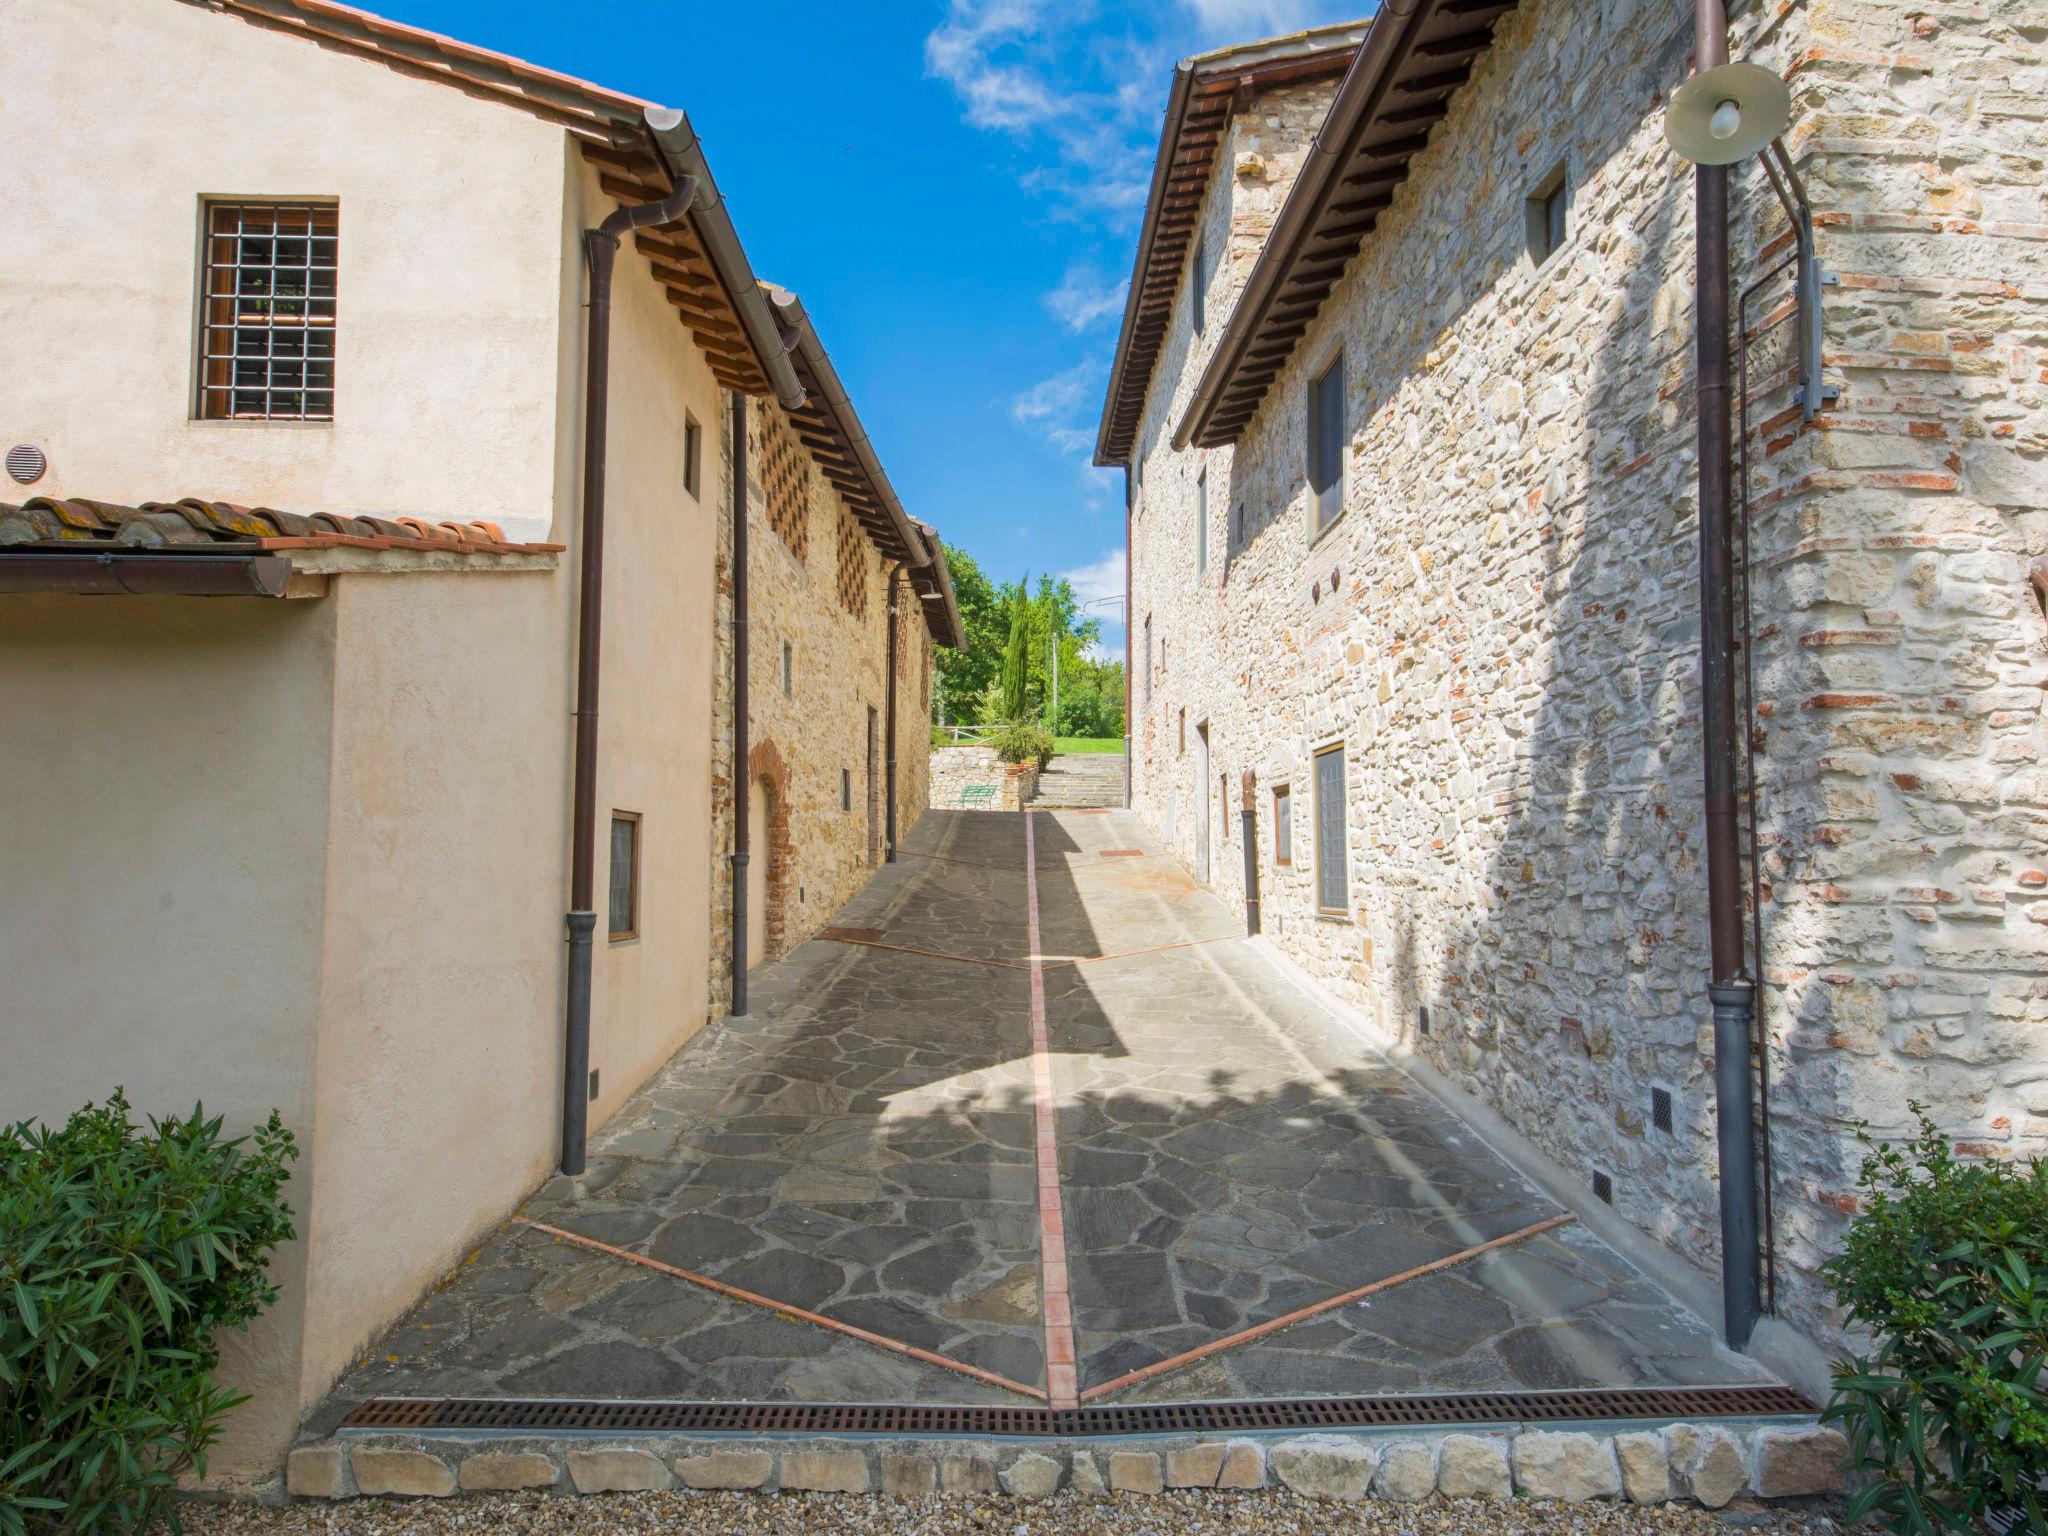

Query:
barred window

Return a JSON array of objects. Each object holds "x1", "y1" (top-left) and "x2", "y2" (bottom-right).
[
  {"x1": 199, "y1": 201, "x2": 337, "y2": 421},
  {"x1": 1313, "y1": 744, "x2": 1347, "y2": 913}
]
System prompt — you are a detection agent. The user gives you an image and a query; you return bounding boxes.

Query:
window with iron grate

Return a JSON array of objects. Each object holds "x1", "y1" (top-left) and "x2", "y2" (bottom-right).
[
  {"x1": 198, "y1": 201, "x2": 337, "y2": 421},
  {"x1": 760, "y1": 408, "x2": 810, "y2": 559},
  {"x1": 836, "y1": 507, "x2": 868, "y2": 617}
]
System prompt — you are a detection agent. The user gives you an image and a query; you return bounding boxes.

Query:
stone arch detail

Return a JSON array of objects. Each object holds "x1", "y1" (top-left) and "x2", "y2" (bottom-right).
[{"x1": 748, "y1": 737, "x2": 792, "y2": 961}]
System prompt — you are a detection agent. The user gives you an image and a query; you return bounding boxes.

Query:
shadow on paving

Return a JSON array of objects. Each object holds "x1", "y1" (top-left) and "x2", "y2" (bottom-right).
[{"x1": 310, "y1": 807, "x2": 1769, "y2": 1434}]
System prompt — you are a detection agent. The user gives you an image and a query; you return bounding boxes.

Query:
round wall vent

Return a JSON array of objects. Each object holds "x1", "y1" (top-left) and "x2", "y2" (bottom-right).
[{"x1": 6, "y1": 444, "x2": 47, "y2": 486}]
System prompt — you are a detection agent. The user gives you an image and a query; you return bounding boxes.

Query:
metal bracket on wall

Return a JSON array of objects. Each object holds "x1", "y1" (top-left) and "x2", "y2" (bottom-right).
[{"x1": 1760, "y1": 140, "x2": 1838, "y2": 422}]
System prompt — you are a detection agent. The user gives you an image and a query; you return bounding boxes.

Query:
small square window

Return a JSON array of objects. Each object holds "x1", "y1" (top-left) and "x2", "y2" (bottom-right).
[
  {"x1": 608, "y1": 812, "x2": 640, "y2": 941},
  {"x1": 1527, "y1": 161, "x2": 1570, "y2": 266},
  {"x1": 683, "y1": 413, "x2": 702, "y2": 498},
  {"x1": 1273, "y1": 786, "x2": 1292, "y2": 866}
]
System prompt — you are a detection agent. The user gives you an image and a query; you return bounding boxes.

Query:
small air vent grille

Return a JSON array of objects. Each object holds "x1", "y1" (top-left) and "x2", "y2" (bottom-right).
[
  {"x1": 1651, "y1": 1087, "x2": 1674, "y2": 1134},
  {"x1": 1592, "y1": 1170, "x2": 1614, "y2": 1204},
  {"x1": 6, "y1": 444, "x2": 47, "y2": 485}
]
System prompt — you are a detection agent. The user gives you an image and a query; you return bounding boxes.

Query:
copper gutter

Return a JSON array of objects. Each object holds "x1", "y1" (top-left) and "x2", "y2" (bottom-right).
[
  {"x1": 1691, "y1": 0, "x2": 1762, "y2": 1349},
  {"x1": 0, "y1": 550, "x2": 293, "y2": 596},
  {"x1": 560, "y1": 127, "x2": 703, "y2": 1180},
  {"x1": 1173, "y1": 6, "x2": 1430, "y2": 451},
  {"x1": 642, "y1": 111, "x2": 806, "y2": 412},
  {"x1": 730, "y1": 391, "x2": 753, "y2": 1018},
  {"x1": 885, "y1": 563, "x2": 901, "y2": 862}
]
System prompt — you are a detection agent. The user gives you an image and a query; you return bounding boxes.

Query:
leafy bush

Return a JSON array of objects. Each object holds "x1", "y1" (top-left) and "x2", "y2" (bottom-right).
[
  {"x1": 1821, "y1": 1105, "x2": 2048, "y2": 1535},
  {"x1": 988, "y1": 720, "x2": 1054, "y2": 769},
  {"x1": 1, "y1": 1092, "x2": 297, "y2": 1536}
]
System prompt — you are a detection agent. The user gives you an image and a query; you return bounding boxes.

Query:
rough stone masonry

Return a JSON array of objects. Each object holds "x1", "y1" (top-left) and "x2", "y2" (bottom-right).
[{"x1": 1120, "y1": 0, "x2": 2047, "y2": 1353}]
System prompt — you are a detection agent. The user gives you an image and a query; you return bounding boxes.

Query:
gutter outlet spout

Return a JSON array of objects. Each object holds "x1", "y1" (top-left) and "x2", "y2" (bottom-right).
[{"x1": 561, "y1": 168, "x2": 700, "y2": 1178}]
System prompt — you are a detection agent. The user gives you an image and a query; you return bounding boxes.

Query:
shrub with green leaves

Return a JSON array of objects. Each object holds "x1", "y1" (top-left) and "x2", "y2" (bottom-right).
[
  {"x1": 1, "y1": 1092, "x2": 296, "y2": 1536},
  {"x1": 988, "y1": 719, "x2": 1054, "y2": 769},
  {"x1": 1821, "y1": 1105, "x2": 2048, "y2": 1535}
]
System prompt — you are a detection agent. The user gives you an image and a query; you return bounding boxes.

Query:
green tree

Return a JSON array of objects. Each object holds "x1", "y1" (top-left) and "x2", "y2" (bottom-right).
[
  {"x1": 931, "y1": 543, "x2": 1002, "y2": 726},
  {"x1": 998, "y1": 578, "x2": 1031, "y2": 721}
]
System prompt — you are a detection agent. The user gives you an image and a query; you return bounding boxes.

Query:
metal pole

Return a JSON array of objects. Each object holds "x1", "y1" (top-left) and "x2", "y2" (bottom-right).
[
  {"x1": 730, "y1": 390, "x2": 751, "y2": 1018},
  {"x1": 1693, "y1": 0, "x2": 1761, "y2": 1349},
  {"x1": 885, "y1": 564, "x2": 900, "y2": 863}
]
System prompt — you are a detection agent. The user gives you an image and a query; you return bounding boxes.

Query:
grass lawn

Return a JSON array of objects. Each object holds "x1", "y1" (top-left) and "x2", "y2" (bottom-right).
[{"x1": 1054, "y1": 736, "x2": 1125, "y2": 755}]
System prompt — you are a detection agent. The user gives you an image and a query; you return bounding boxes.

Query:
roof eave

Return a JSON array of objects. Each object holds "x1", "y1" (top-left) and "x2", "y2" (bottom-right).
[
  {"x1": 1174, "y1": 0, "x2": 1491, "y2": 451},
  {"x1": 1092, "y1": 57, "x2": 1197, "y2": 469},
  {"x1": 644, "y1": 111, "x2": 807, "y2": 410}
]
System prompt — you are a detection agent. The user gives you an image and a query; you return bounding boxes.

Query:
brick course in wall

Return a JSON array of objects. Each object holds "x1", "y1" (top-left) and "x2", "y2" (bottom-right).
[
  {"x1": 1121, "y1": 0, "x2": 2047, "y2": 1349},
  {"x1": 707, "y1": 395, "x2": 936, "y2": 1013}
]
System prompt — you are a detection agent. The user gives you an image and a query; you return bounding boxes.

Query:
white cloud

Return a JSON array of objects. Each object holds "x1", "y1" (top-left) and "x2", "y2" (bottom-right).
[
  {"x1": 1180, "y1": 0, "x2": 1337, "y2": 34},
  {"x1": 1044, "y1": 264, "x2": 1130, "y2": 332},
  {"x1": 1010, "y1": 359, "x2": 1099, "y2": 432},
  {"x1": 1062, "y1": 547, "x2": 1126, "y2": 608}
]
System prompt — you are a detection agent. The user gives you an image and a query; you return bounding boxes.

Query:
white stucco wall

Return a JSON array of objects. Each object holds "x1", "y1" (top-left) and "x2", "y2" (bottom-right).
[
  {"x1": 0, "y1": 0, "x2": 568, "y2": 542},
  {"x1": 0, "y1": 592, "x2": 339, "y2": 1479}
]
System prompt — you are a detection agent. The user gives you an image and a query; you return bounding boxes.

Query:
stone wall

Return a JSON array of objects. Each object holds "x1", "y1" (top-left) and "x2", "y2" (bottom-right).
[
  {"x1": 1126, "y1": 0, "x2": 2047, "y2": 1349},
  {"x1": 931, "y1": 745, "x2": 1039, "y2": 811},
  {"x1": 707, "y1": 394, "x2": 937, "y2": 1011}
]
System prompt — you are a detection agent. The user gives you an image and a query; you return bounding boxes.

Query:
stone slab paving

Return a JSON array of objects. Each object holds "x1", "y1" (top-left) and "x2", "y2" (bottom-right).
[{"x1": 313, "y1": 807, "x2": 1767, "y2": 1432}]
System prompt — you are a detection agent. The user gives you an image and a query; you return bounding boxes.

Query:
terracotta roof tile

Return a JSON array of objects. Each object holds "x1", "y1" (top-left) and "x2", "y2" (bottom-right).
[{"x1": 0, "y1": 497, "x2": 563, "y2": 556}]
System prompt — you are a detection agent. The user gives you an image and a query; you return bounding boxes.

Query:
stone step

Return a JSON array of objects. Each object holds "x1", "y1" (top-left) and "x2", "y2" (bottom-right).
[{"x1": 288, "y1": 1419, "x2": 1844, "y2": 1505}]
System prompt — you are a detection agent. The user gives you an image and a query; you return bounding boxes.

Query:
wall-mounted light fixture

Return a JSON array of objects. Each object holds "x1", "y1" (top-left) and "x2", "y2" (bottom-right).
[{"x1": 1666, "y1": 61, "x2": 1835, "y2": 422}]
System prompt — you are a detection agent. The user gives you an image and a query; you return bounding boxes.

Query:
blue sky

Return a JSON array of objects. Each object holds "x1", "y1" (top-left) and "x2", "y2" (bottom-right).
[{"x1": 369, "y1": 0, "x2": 1366, "y2": 656}]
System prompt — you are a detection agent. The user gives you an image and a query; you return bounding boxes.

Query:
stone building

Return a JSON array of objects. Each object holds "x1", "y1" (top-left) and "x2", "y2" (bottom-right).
[
  {"x1": 1100, "y1": 0, "x2": 2047, "y2": 1359},
  {"x1": 0, "y1": 0, "x2": 954, "y2": 1484},
  {"x1": 704, "y1": 287, "x2": 962, "y2": 1002}
]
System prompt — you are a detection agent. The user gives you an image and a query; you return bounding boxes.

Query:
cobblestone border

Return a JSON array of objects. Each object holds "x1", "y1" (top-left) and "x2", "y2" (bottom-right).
[{"x1": 287, "y1": 1422, "x2": 1845, "y2": 1506}]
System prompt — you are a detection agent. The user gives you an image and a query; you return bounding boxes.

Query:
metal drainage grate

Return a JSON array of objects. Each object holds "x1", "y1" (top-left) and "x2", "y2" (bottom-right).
[{"x1": 340, "y1": 1385, "x2": 1815, "y2": 1439}]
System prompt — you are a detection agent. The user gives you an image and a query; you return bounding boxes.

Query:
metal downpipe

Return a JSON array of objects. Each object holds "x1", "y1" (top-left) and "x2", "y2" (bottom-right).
[
  {"x1": 561, "y1": 173, "x2": 699, "y2": 1178},
  {"x1": 731, "y1": 390, "x2": 751, "y2": 1018},
  {"x1": 1692, "y1": 0, "x2": 1762, "y2": 1347},
  {"x1": 1240, "y1": 779, "x2": 1261, "y2": 936},
  {"x1": 885, "y1": 564, "x2": 901, "y2": 863}
]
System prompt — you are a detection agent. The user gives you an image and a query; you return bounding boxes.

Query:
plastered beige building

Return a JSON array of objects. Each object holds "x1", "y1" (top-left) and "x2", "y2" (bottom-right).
[
  {"x1": 0, "y1": 0, "x2": 956, "y2": 1485},
  {"x1": 1103, "y1": 0, "x2": 2047, "y2": 1362}
]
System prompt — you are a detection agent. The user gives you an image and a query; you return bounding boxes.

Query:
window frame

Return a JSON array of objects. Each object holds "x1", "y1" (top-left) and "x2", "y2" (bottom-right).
[
  {"x1": 1273, "y1": 784, "x2": 1292, "y2": 866},
  {"x1": 1306, "y1": 349, "x2": 1347, "y2": 540},
  {"x1": 1526, "y1": 160, "x2": 1571, "y2": 268},
  {"x1": 608, "y1": 811, "x2": 641, "y2": 942},
  {"x1": 195, "y1": 198, "x2": 339, "y2": 424},
  {"x1": 1312, "y1": 741, "x2": 1348, "y2": 916},
  {"x1": 683, "y1": 412, "x2": 702, "y2": 499}
]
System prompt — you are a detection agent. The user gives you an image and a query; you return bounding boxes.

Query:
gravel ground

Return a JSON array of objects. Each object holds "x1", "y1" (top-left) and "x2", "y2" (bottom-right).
[{"x1": 183, "y1": 1491, "x2": 1845, "y2": 1536}]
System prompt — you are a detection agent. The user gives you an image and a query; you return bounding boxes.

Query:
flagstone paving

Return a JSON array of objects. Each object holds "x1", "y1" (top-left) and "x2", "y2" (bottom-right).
[{"x1": 311, "y1": 807, "x2": 1768, "y2": 1431}]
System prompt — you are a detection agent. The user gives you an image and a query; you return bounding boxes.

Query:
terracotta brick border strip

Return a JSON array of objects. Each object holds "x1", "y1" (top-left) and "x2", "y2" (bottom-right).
[
  {"x1": 1024, "y1": 810, "x2": 1080, "y2": 1408},
  {"x1": 514, "y1": 1218, "x2": 1046, "y2": 1402},
  {"x1": 1078, "y1": 1214, "x2": 1578, "y2": 1403},
  {"x1": 812, "y1": 930, "x2": 1236, "y2": 972}
]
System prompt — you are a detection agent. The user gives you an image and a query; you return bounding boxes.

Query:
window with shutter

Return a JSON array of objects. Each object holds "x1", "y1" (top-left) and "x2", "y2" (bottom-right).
[
  {"x1": 1307, "y1": 353, "x2": 1346, "y2": 536},
  {"x1": 1313, "y1": 744, "x2": 1347, "y2": 912}
]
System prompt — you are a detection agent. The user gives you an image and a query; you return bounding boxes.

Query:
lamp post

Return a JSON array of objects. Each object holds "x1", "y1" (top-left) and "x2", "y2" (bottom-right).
[{"x1": 1084, "y1": 595, "x2": 1128, "y2": 807}]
